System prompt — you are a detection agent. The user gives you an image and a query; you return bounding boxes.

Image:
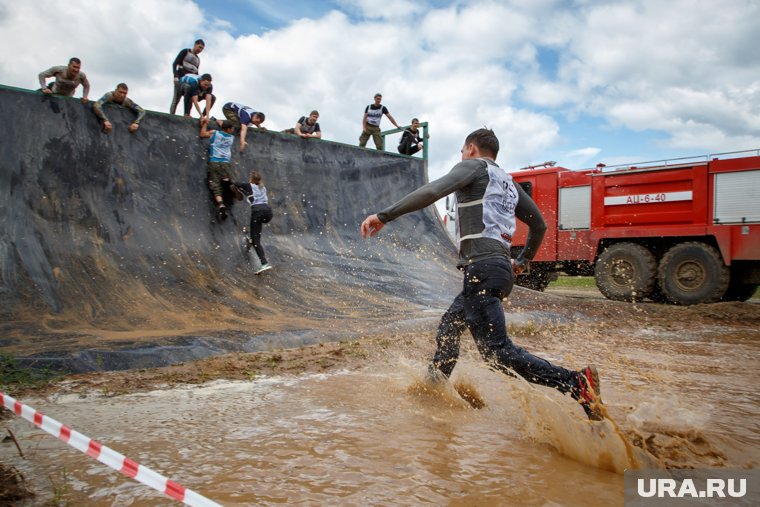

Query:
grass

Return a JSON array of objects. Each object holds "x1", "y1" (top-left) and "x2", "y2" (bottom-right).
[
  {"x1": 548, "y1": 275, "x2": 598, "y2": 290},
  {"x1": 548, "y1": 275, "x2": 760, "y2": 300},
  {"x1": 0, "y1": 353, "x2": 60, "y2": 391}
]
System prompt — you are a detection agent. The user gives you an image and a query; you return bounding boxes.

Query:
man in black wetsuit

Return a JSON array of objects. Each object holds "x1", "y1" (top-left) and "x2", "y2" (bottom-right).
[{"x1": 361, "y1": 128, "x2": 604, "y2": 420}]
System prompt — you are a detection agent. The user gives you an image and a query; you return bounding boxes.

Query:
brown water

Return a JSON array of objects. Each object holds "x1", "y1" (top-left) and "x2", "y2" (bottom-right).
[{"x1": 2, "y1": 323, "x2": 758, "y2": 506}]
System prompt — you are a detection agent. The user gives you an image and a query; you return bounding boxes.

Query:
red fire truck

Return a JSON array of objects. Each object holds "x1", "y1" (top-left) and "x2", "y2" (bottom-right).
[{"x1": 507, "y1": 150, "x2": 760, "y2": 305}]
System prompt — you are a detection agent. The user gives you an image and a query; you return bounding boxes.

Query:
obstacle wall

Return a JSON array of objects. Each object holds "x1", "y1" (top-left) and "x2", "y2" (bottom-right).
[{"x1": 0, "y1": 86, "x2": 458, "y2": 371}]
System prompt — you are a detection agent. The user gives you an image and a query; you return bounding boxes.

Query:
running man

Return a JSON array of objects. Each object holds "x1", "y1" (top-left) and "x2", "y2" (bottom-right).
[{"x1": 360, "y1": 128, "x2": 604, "y2": 420}]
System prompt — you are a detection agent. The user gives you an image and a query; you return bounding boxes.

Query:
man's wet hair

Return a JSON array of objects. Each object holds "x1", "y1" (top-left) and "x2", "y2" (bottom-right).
[
  {"x1": 116, "y1": 83, "x2": 128, "y2": 91},
  {"x1": 310, "y1": 110, "x2": 319, "y2": 116},
  {"x1": 221, "y1": 120, "x2": 234, "y2": 131},
  {"x1": 464, "y1": 128, "x2": 499, "y2": 158},
  {"x1": 69, "y1": 57, "x2": 81, "y2": 65},
  {"x1": 195, "y1": 39, "x2": 205, "y2": 46},
  {"x1": 254, "y1": 112, "x2": 266, "y2": 122},
  {"x1": 250, "y1": 170, "x2": 262, "y2": 184},
  {"x1": 200, "y1": 73, "x2": 212, "y2": 81}
]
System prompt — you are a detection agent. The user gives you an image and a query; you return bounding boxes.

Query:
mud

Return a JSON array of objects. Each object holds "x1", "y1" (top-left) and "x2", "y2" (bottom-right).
[{"x1": 2, "y1": 293, "x2": 758, "y2": 505}]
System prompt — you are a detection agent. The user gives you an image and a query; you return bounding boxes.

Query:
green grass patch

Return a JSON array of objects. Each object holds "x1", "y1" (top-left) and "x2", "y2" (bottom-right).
[
  {"x1": 0, "y1": 353, "x2": 60, "y2": 391},
  {"x1": 548, "y1": 275, "x2": 597, "y2": 290}
]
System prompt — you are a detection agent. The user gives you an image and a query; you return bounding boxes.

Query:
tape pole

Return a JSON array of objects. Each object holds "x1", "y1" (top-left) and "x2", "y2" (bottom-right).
[{"x1": 0, "y1": 391, "x2": 223, "y2": 507}]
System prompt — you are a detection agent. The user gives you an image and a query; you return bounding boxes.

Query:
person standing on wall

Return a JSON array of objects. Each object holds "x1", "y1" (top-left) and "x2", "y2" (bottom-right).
[
  {"x1": 359, "y1": 93, "x2": 399, "y2": 150},
  {"x1": 170, "y1": 39, "x2": 205, "y2": 115}
]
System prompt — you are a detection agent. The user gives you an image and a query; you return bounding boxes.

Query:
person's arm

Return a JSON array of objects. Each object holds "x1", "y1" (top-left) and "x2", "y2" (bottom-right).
[
  {"x1": 199, "y1": 117, "x2": 213, "y2": 138},
  {"x1": 93, "y1": 94, "x2": 112, "y2": 132},
  {"x1": 385, "y1": 110, "x2": 400, "y2": 129},
  {"x1": 125, "y1": 98, "x2": 145, "y2": 133},
  {"x1": 240, "y1": 124, "x2": 248, "y2": 150},
  {"x1": 295, "y1": 119, "x2": 305, "y2": 137},
  {"x1": 313, "y1": 123, "x2": 322, "y2": 139},
  {"x1": 512, "y1": 182, "x2": 547, "y2": 271},
  {"x1": 172, "y1": 49, "x2": 188, "y2": 79},
  {"x1": 80, "y1": 73, "x2": 90, "y2": 102},
  {"x1": 362, "y1": 160, "x2": 480, "y2": 238},
  {"x1": 191, "y1": 93, "x2": 203, "y2": 116},
  {"x1": 362, "y1": 110, "x2": 368, "y2": 131},
  {"x1": 38, "y1": 66, "x2": 57, "y2": 92}
]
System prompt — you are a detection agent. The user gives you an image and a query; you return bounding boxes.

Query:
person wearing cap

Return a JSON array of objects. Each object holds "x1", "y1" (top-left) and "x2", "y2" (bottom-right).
[
  {"x1": 170, "y1": 39, "x2": 205, "y2": 114},
  {"x1": 359, "y1": 93, "x2": 399, "y2": 150}
]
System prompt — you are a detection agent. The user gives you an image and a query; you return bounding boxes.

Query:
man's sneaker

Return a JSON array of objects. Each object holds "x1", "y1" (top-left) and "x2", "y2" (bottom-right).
[
  {"x1": 255, "y1": 263, "x2": 272, "y2": 275},
  {"x1": 573, "y1": 365, "x2": 604, "y2": 421},
  {"x1": 216, "y1": 205, "x2": 227, "y2": 222},
  {"x1": 425, "y1": 364, "x2": 448, "y2": 385}
]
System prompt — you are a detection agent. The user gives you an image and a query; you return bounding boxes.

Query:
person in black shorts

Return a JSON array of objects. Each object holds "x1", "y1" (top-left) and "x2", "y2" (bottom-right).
[{"x1": 361, "y1": 128, "x2": 605, "y2": 421}]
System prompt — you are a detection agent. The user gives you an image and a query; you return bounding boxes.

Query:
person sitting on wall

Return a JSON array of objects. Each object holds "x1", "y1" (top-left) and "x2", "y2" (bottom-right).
[
  {"x1": 92, "y1": 83, "x2": 145, "y2": 134},
  {"x1": 398, "y1": 118, "x2": 426, "y2": 156},
  {"x1": 282, "y1": 111, "x2": 321, "y2": 139},
  {"x1": 219, "y1": 102, "x2": 266, "y2": 151},
  {"x1": 38, "y1": 57, "x2": 90, "y2": 103}
]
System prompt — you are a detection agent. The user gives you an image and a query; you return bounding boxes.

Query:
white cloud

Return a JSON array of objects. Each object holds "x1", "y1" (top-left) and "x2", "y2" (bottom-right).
[{"x1": 2, "y1": 0, "x2": 759, "y2": 183}]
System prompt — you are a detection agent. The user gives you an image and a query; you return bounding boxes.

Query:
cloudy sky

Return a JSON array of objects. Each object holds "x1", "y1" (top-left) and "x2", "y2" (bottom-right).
[{"x1": 2, "y1": 0, "x2": 759, "y2": 183}]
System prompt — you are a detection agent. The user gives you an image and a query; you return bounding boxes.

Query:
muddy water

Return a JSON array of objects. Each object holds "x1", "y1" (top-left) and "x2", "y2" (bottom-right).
[{"x1": 2, "y1": 324, "x2": 759, "y2": 506}]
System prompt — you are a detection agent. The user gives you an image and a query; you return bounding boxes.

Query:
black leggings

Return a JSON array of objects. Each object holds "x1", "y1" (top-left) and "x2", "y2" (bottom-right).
[
  {"x1": 249, "y1": 205, "x2": 273, "y2": 263},
  {"x1": 431, "y1": 257, "x2": 576, "y2": 393}
]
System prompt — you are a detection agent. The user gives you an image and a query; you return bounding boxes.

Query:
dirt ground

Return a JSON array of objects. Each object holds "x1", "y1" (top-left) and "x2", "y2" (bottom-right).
[
  {"x1": 2, "y1": 287, "x2": 759, "y2": 504},
  {"x1": 7, "y1": 287, "x2": 757, "y2": 401}
]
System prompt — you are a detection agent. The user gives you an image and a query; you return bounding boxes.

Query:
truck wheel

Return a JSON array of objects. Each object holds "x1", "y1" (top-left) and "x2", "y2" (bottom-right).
[
  {"x1": 658, "y1": 242, "x2": 729, "y2": 305},
  {"x1": 595, "y1": 243, "x2": 657, "y2": 301}
]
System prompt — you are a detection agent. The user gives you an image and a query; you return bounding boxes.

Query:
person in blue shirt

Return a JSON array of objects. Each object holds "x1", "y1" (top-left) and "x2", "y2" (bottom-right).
[
  {"x1": 179, "y1": 73, "x2": 214, "y2": 118},
  {"x1": 199, "y1": 117, "x2": 241, "y2": 221}
]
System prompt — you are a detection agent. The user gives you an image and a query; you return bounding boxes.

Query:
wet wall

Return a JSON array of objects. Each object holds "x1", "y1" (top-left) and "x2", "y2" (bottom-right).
[{"x1": 0, "y1": 85, "x2": 458, "y2": 372}]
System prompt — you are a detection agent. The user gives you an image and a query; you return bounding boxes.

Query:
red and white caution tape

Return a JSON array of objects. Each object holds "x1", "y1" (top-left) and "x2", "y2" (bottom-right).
[{"x1": 0, "y1": 391, "x2": 222, "y2": 507}]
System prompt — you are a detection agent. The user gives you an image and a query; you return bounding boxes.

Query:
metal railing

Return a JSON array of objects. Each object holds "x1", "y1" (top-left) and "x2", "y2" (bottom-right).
[
  {"x1": 588, "y1": 148, "x2": 760, "y2": 172},
  {"x1": 380, "y1": 121, "x2": 429, "y2": 161}
]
